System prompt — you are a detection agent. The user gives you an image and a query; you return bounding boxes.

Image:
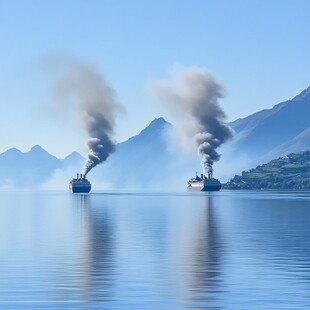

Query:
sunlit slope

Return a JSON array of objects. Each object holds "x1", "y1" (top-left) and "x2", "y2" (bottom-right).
[{"x1": 224, "y1": 151, "x2": 310, "y2": 189}]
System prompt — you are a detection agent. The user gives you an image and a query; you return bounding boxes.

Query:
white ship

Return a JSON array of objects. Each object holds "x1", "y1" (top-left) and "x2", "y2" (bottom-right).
[
  {"x1": 187, "y1": 171, "x2": 221, "y2": 191},
  {"x1": 69, "y1": 173, "x2": 91, "y2": 193}
]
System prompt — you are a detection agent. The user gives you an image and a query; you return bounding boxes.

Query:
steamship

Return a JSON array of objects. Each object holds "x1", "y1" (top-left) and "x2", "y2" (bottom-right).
[
  {"x1": 69, "y1": 173, "x2": 91, "y2": 193},
  {"x1": 187, "y1": 171, "x2": 221, "y2": 191}
]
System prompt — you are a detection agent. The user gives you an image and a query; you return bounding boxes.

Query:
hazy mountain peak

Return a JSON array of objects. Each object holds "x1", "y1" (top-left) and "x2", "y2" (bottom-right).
[
  {"x1": 65, "y1": 151, "x2": 83, "y2": 158},
  {"x1": 146, "y1": 117, "x2": 170, "y2": 130},
  {"x1": 122, "y1": 117, "x2": 171, "y2": 145},
  {"x1": 149, "y1": 117, "x2": 168, "y2": 126},
  {"x1": 292, "y1": 86, "x2": 310, "y2": 101},
  {"x1": 29, "y1": 145, "x2": 46, "y2": 153},
  {"x1": 2, "y1": 148, "x2": 22, "y2": 155},
  {"x1": 138, "y1": 117, "x2": 171, "y2": 137},
  {"x1": 63, "y1": 151, "x2": 84, "y2": 161},
  {"x1": 27, "y1": 145, "x2": 60, "y2": 161}
]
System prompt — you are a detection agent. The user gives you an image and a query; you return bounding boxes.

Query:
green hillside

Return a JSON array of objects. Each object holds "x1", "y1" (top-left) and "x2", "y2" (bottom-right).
[{"x1": 224, "y1": 150, "x2": 310, "y2": 190}]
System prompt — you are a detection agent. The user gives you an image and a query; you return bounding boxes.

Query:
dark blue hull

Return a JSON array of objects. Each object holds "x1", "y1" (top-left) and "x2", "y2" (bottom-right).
[
  {"x1": 71, "y1": 185, "x2": 91, "y2": 193},
  {"x1": 202, "y1": 184, "x2": 221, "y2": 191}
]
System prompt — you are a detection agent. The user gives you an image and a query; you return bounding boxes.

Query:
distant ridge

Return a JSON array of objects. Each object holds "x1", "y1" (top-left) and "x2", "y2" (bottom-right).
[
  {"x1": 0, "y1": 146, "x2": 84, "y2": 187},
  {"x1": 229, "y1": 86, "x2": 310, "y2": 159}
]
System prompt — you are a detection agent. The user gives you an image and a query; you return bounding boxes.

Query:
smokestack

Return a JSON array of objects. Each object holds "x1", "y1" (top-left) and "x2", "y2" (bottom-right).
[
  {"x1": 152, "y1": 65, "x2": 232, "y2": 174},
  {"x1": 44, "y1": 53, "x2": 124, "y2": 176}
]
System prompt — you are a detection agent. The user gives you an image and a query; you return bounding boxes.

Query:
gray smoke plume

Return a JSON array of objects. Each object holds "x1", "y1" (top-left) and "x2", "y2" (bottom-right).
[
  {"x1": 152, "y1": 66, "x2": 232, "y2": 174},
  {"x1": 46, "y1": 55, "x2": 123, "y2": 176}
]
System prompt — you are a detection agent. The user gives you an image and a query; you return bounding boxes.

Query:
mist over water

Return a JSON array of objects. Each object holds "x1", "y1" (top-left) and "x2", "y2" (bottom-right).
[{"x1": 1, "y1": 190, "x2": 310, "y2": 309}]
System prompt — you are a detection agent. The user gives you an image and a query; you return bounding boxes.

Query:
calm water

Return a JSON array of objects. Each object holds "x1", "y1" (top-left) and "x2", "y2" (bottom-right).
[{"x1": 0, "y1": 190, "x2": 310, "y2": 309}]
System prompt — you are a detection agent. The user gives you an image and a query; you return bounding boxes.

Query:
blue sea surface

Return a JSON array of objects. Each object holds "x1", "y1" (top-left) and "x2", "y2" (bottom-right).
[{"x1": 0, "y1": 190, "x2": 310, "y2": 309}]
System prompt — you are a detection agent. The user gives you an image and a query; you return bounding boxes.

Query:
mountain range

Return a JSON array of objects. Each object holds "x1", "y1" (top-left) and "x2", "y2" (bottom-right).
[
  {"x1": 229, "y1": 86, "x2": 310, "y2": 159},
  {"x1": 0, "y1": 86, "x2": 309, "y2": 189},
  {"x1": 0, "y1": 145, "x2": 84, "y2": 187},
  {"x1": 216, "y1": 86, "x2": 310, "y2": 179}
]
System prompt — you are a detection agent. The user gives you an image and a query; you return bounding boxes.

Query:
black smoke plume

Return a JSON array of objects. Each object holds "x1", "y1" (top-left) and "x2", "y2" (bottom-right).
[
  {"x1": 152, "y1": 66, "x2": 232, "y2": 174},
  {"x1": 46, "y1": 54, "x2": 123, "y2": 176}
]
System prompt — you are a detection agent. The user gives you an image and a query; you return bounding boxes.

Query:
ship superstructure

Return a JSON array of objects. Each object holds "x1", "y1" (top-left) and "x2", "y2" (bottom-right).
[
  {"x1": 187, "y1": 170, "x2": 221, "y2": 191},
  {"x1": 69, "y1": 173, "x2": 91, "y2": 193}
]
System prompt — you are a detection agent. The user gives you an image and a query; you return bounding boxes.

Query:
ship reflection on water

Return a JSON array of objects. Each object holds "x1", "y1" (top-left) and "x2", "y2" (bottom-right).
[
  {"x1": 1, "y1": 191, "x2": 310, "y2": 308},
  {"x1": 191, "y1": 199, "x2": 222, "y2": 300},
  {"x1": 173, "y1": 196, "x2": 223, "y2": 307},
  {"x1": 54, "y1": 193, "x2": 224, "y2": 308},
  {"x1": 51, "y1": 194, "x2": 116, "y2": 305}
]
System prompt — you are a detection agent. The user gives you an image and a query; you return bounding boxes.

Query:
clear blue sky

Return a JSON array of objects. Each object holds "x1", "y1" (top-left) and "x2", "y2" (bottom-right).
[{"x1": 0, "y1": 0, "x2": 309, "y2": 157}]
